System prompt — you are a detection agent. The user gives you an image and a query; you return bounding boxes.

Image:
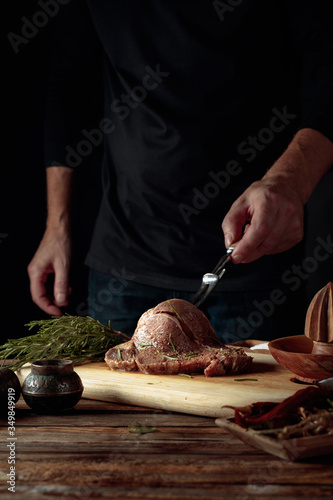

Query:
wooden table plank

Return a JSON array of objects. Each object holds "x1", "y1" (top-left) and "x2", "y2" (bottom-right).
[
  {"x1": 1, "y1": 453, "x2": 333, "y2": 486},
  {"x1": 1, "y1": 396, "x2": 332, "y2": 500},
  {"x1": 1, "y1": 484, "x2": 332, "y2": 500}
]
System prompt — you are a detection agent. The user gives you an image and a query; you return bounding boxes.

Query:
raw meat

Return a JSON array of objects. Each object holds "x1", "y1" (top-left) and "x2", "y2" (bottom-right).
[{"x1": 105, "y1": 298, "x2": 252, "y2": 377}]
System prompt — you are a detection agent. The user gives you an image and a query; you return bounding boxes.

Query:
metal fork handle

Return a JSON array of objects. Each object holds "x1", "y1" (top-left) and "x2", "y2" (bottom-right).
[
  {"x1": 191, "y1": 244, "x2": 237, "y2": 308},
  {"x1": 211, "y1": 244, "x2": 236, "y2": 279}
]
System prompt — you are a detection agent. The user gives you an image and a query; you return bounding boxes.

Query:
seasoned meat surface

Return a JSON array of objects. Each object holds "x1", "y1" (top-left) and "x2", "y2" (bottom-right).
[{"x1": 105, "y1": 299, "x2": 252, "y2": 377}]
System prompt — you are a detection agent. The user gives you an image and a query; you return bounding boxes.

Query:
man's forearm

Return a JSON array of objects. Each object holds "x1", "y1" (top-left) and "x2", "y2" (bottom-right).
[
  {"x1": 27, "y1": 166, "x2": 74, "y2": 315},
  {"x1": 45, "y1": 166, "x2": 74, "y2": 233},
  {"x1": 263, "y1": 128, "x2": 333, "y2": 204}
]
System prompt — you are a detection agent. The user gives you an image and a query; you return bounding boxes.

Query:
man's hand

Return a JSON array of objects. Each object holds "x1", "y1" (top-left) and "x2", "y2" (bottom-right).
[
  {"x1": 28, "y1": 229, "x2": 71, "y2": 315},
  {"x1": 222, "y1": 128, "x2": 333, "y2": 264},
  {"x1": 28, "y1": 166, "x2": 74, "y2": 315},
  {"x1": 222, "y1": 177, "x2": 304, "y2": 264}
]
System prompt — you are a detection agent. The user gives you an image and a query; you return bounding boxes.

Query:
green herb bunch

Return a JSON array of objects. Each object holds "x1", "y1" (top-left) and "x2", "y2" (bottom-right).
[{"x1": 0, "y1": 315, "x2": 130, "y2": 371}]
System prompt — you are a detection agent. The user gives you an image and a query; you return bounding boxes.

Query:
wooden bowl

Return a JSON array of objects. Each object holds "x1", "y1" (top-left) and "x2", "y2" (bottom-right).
[{"x1": 268, "y1": 335, "x2": 333, "y2": 383}]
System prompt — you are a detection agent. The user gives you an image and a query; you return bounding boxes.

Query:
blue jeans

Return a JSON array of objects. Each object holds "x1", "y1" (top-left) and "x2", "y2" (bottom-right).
[{"x1": 88, "y1": 268, "x2": 306, "y2": 343}]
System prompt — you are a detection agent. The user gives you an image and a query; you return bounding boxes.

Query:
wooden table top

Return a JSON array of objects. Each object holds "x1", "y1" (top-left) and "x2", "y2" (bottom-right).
[{"x1": 1, "y1": 396, "x2": 332, "y2": 500}]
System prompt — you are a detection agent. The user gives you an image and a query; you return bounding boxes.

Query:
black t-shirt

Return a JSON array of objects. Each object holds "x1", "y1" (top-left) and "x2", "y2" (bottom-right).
[{"x1": 45, "y1": 0, "x2": 333, "y2": 292}]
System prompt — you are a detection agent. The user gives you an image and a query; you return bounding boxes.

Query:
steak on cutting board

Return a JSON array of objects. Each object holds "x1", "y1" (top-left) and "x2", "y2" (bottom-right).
[{"x1": 105, "y1": 299, "x2": 252, "y2": 377}]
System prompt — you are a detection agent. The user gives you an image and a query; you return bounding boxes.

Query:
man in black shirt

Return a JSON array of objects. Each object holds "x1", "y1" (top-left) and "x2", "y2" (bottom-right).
[{"x1": 28, "y1": 0, "x2": 333, "y2": 341}]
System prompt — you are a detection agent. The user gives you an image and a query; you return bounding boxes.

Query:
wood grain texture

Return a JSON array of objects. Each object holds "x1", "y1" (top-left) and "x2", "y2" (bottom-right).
[
  {"x1": 0, "y1": 398, "x2": 332, "y2": 500},
  {"x1": 305, "y1": 281, "x2": 333, "y2": 345},
  {"x1": 269, "y1": 335, "x2": 333, "y2": 383},
  {"x1": 16, "y1": 352, "x2": 303, "y2": 418}
]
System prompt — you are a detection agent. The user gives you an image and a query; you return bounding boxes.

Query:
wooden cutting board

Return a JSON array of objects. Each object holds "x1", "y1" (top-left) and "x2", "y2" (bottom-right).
[{"x1": 17, "y1": 351, "x2": 303, "y2": 418}]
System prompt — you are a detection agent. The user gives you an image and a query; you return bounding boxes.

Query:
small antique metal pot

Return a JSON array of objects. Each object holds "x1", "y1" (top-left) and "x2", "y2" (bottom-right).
[
  {"x1": 0, "y1": 367, "x2": 21, "y2": 409},
  {"x1": 22, "y1": 360, "x2": 83, "y2": 413}
]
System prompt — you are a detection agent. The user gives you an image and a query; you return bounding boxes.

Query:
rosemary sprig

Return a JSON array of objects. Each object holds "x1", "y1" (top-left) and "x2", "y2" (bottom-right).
[
  {"x1": 137, "y1": 343, "x2": 153, "y2": 349},
  {"x1": 0, "y1": 315, "x2": 130, "y2": 371},
  {"x1": 162, "y1": 354, "x2": 179, "y2": 361},
  {"x1": 128, "y1": 422, "x2": 158, "y2": 434},
  {"x1": 167, "y1": 301, "x2": 183, "y2": 321},
  {"x1": 169, "y1": 332, "x2": 176, "y2": 352},
  {"x1": 234, "y1": 378, "x2": 258, "y2": 382}
]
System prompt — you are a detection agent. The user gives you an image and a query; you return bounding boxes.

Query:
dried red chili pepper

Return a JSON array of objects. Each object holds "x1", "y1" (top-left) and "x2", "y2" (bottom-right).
[{"x1": 234, "y1": 386, "x2": 331, "y2": 429}]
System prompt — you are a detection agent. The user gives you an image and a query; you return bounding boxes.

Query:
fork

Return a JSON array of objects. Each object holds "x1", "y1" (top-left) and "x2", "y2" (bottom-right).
[{"x1": 191, "y1": 243, "x2": 237, "y2": 308}]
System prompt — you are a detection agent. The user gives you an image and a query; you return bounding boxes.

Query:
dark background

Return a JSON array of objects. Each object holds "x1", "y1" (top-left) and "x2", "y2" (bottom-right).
[
  {"x1": 1, "y1": 1, "x2": 333, "y2": 344},
  {"x1": 2, "y1": 1, "x2": 102, "y2": 344}
]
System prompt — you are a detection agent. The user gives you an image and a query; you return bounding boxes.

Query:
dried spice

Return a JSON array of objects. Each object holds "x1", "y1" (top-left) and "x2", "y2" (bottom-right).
[{"x1": 230, "y1": 386, "x2": 333, "y2": 438}]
